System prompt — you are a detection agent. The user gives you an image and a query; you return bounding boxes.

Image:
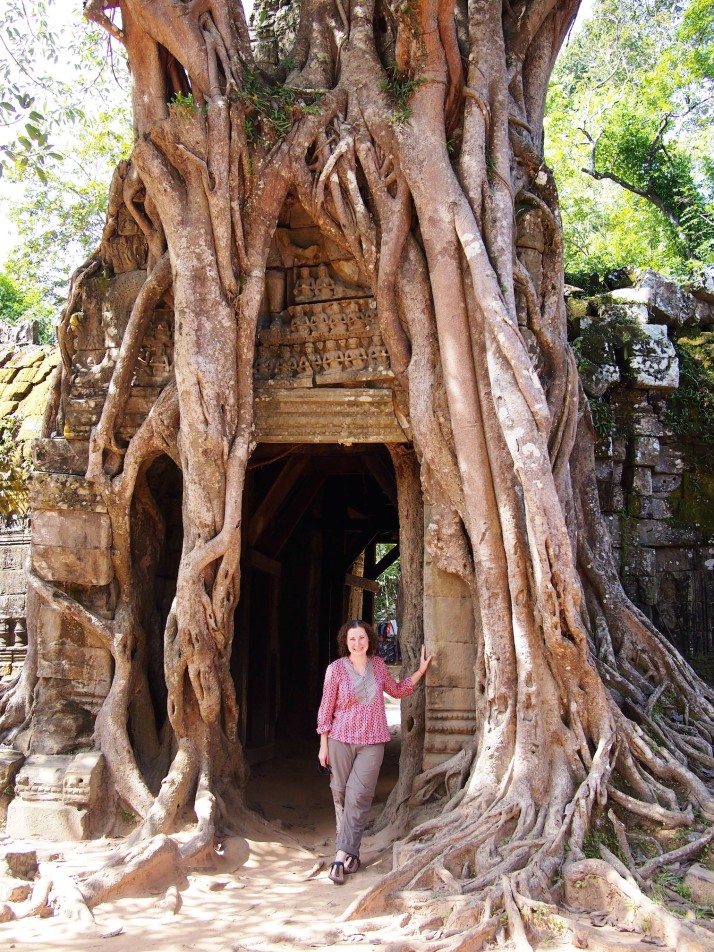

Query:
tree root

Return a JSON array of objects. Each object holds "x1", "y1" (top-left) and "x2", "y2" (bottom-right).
[{"x1": 564, "y1": 858, "x2": 714, "y2": 952}]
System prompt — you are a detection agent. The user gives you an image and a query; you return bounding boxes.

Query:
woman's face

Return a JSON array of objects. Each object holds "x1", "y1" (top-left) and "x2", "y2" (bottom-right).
[{"x1": 346, "y1": 627, "x2": 369, "y2": 657}]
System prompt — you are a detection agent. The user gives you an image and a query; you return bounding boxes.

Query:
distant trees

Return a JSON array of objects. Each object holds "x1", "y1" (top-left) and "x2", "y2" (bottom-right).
[{"x1": 546, "y1": 0, "x2": 714, "y2": 285}]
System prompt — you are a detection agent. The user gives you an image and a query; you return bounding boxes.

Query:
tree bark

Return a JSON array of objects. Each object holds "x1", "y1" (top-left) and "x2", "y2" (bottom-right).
[{"x1": 8, "y1": 0, "x2": 714, "y2": 939}]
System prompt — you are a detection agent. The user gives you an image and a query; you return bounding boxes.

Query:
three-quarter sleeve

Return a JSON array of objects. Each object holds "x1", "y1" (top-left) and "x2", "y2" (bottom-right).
[
  {"x1": 376, "y1": 656, "x2": 414, "y2": 699},
  {"x1": 317, "y1": 663, "x2": 339, "y2": 735}
]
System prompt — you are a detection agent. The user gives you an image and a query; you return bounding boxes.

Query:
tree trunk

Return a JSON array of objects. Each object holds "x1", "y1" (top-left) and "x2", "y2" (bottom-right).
[{"x1": 8, "y1": 0, "x2": 714, "y2": 940}]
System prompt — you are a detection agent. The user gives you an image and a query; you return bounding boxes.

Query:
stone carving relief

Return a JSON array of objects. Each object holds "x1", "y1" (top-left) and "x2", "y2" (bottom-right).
[
  {"x1": 8, "y1": 751, "x2": 106, "y2": 840},
  {"x1": 255, "y1": 264, "x2": 392, "y2": 389}
]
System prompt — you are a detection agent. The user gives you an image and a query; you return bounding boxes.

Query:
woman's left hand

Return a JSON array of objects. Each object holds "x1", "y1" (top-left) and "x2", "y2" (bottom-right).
[{"x1": 417, "y1": 643, "x2": 433, "y2": 677}]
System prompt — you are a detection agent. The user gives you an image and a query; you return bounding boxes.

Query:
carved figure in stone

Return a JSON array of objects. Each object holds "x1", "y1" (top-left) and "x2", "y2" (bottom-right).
[
  {"x1": 368, "y1": 333, "x2": 390, "y2": 371},
  {"x1": 345, "y1": 338, "x2": 368, "y2": 370},
  {"x1": 346, "y1": 301, "x2": 368, "y2": 334},
  {"x1": 328, "y1": 302, "x2": 348, "y2": 337},
  {"x1": 310, "y1": 304, "x2": 330, "y2": 337},
  {"x1": 294, "y1": 267, "x2": 316, "y2": 302},
  {"x1": 314, "y1": 264, "x2": 336, "y2": 301},
  {"x1": 274, "y1": 228, "x2": 321, "y2": 267},
  {"x1": 148, "y1": 320, "x2": 173, "y2": 377},
  {"x1": 320, "y1": 339, "x2": 344, "y2": 374},
  {"x1": 255, "y1": 343, "x2": 276, "y2": 379},
  {"x1": 274, "y1": 345, "x2": 297, "y2": 379},
  {"x1": 305, "y1": 341, "x2": 321, "y2": 372},
  {"x1": 290, "y1": 305, "x2": 311, "y2": 335}
]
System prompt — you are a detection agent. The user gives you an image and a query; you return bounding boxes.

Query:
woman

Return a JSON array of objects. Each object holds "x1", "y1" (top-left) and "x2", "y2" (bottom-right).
[{"x1": 317, "y1": 619, "x2": 432, "y2": 884}]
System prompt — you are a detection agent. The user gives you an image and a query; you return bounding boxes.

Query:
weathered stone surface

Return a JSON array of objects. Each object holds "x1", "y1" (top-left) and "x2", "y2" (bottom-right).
[
  {"x1": 598, "y1": 297, "x2": 649, "y2": 326},
  {"x1": 624, "y1": 325, "x2": 679, "y2": 390},
  {"x1": 36, "y1": 601, "x2": 112, "y2": 699},
  {"x1": 684, "y1": 864, "x2": 714, "y2": 906},
  {"x1": 629, "y1": 436, "x2": 660, "y2": 467},
  {"x1": 0, "y1": 594, "x2": 25, "y2": 616},
  {"x1": 254, "y1": 388, "x2": 408, "y2": 443},
  {"x1": 626, "y1": 495, "x2": 673, "y2": 520},
  {"x1": 6, "y1": 800, "x2": 91, "y2": 840},
  {"x1": 655, "y1": 445, "x2": 686, "y2": 475},
  {"x1": 30, "y1": 473, "x2": 107, "y2": 512},
  {"x1": 636, "y1": 269, "x2": 696, "y2": 325},
  {"x1": 31, "y1": 438, "x2": 90, "y2": 475},
  {"x1": 32, "y1": 545, "x2": 113, "y2": 586},
  {"x1": 7, "y1": 751, "x2": 105, "y2": 842},
  {"x1": 652, "y1": 473, "x2": 682, "y2": 495},
  {"x1": 636, "y1": 519, "x2": 705, "y2": 547},
  {"x1": 33, "y1": 510, "x2": 111, "y2": 549},
  {"x1": 628, "y1": 466, "x2": 652, "y2": 496}
]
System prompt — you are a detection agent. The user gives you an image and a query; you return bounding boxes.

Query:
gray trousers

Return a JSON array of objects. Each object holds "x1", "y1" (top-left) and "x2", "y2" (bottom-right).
[{"x1": 328, "y1": 738, "x2": 384, "y2": 857}]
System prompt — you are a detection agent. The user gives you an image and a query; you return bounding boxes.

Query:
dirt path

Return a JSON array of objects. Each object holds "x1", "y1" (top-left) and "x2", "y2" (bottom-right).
[{"x1": 0, "y1": 713, "x2": 668, "y2": 951}]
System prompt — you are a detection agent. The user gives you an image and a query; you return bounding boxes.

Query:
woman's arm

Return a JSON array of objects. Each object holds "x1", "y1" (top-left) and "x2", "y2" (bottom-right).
[
  {"x1": 381, "y1": 644, "x2": 433, "y2": 697},
  {"x1": 317, "y1": 664, "x2": 339, "y2": 765},
  {"x1": 409, "y1": 644, "x2": 432, "y2": 686}
]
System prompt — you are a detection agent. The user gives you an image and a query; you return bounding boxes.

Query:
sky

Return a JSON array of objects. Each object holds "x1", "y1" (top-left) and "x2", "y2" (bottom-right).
[{"x1": 0, "y1": 0, "x2": 596, "y2": 272}]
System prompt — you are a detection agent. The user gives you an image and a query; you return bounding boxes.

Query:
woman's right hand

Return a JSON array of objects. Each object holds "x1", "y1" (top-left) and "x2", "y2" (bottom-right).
[{"x1": 319, "y1": 736, "x2": 329, "y2": 767}]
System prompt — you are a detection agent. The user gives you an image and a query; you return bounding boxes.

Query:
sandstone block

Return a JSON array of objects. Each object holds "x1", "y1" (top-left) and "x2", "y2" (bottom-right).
[
  {"x1": 32, "y1": 438, "x2": 90, "y2": 475},
  {"x1": 628, "y1": 466, "x2": 652, "y2": 496},
  {"x1": 0, "y1": 569, "x2": 26, "y2": 595},
  {"x1": 626, "y1": 495, "x2": 672, "y2": 520},
  {"x1": 630, "y1": 436, "x2": 660, "y2": 467},
  {"x1": 0, "y1": 594, "x2": 25, "y2": 615},
  {"x1": 621, "y1": 546, "x2": 656, "y2": 578},
  {"x1": 636, "y1": 519, "x2": 703, "y2": 547},
  {"x1": 695, "y1": 299, "x2": 714, "y2": 325},
  {"x1": 598, "y1": 298, "x2": 649, "y2": 325},
  {"x1": 652, "y1": 473, "x2": 682, "y2": 495},
  {"x1": 32, "y1": 545, "x2": 113, "y2": 586},
  {"x1": 656, "y1": 548, "x2": 694, "y2": 572},
  {"x1": 424, "y1": 599, "x2": 474, "y2": 648},
  {"x1": 636, "y1": 269, "x2": 696, "y2": 325},
  {"x1": 655, "y1": 445, "x2": 685, "y2": 475},
  {"x1": 33, "y1": 510, "x2": 111, "y2": 549},
  {"x1": 684, "y1": 864, "x2": 714, "y2": 906},
  {"x1": 0, "y1": 850, "x2": 38, "y2": 880},
  {"x1": 6, "y1": 800, "x2": 90, "y2": 840},
  {"x1": 604, "y1": 515, "x2": 622, "y2": 546},
  {"x1": 624, "y1": 325, "x2": 679, "y2": 390}
]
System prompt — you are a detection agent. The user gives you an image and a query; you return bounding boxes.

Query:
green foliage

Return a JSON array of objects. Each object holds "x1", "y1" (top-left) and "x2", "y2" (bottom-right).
[
  {"x1": 0, "y1": 273, "x2": 32, "y2": 323},
  {"x1": 0, "y1": 0, "x2": 128, "y2": 182},
  {"x1": 665, "y1": 330, "x2": 714, "y2": 458},
  {"x1": 374, "y1": 543, "x2": 400, "y2": 622},
  {"x1": 380, "y1": 68, "x2": 425, "y2": 125},
  {"x1": 546, "y1": 0, "x2": 714, "y2": 281},
  {"x1": 168, "y1": 91, "x2": 203, "y2": 119},
  {"x1": 0, "y1": 419, "x2": 31, "y2": 517},
  {"x1": 240, "y1": 69, "x2": 322, "y2": 143},
  {"x1": 3, "y1": 103, "x2": 131, "y2": 324}
]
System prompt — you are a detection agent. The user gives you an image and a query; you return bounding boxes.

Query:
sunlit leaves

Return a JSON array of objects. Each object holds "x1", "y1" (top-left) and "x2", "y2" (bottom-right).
[{"x1": 545, "y1": 0, "x2": 714, "y2": 283}]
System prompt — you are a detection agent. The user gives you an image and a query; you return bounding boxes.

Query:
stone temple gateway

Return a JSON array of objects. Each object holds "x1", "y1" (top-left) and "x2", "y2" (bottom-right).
[{"x1": 3, "y1": 180, "x2": 474, "y2": 838}]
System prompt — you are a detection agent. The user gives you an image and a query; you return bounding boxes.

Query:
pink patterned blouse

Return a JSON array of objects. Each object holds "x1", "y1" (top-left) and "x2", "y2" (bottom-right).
[{"x1": 317, "y1": 655, "x2": 414, "y2": 745}]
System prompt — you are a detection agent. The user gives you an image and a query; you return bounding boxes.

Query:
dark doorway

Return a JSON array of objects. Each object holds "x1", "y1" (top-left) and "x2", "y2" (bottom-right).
[{"x1": 234, "y1": 444, "x2": 400, "y2": 761}]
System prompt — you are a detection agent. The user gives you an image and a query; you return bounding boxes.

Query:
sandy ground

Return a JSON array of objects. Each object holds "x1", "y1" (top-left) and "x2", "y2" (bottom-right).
[{"x1": 0, "y1": 703, "x2": 682, "y2": 952}]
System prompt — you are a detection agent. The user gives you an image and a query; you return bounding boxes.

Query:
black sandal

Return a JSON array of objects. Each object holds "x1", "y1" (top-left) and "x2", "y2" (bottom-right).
[
  {"x1": 328, "y1": 860, "x2": 345, "y2": 884},
  {"x1": 344, "y1": 854, "x2": 361, "y2": 874}
]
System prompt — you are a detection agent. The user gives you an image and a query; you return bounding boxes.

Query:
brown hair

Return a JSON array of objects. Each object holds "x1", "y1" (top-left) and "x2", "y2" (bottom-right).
[{"x1": 337, "y1": 619, "x2": 378, "y2": 657}]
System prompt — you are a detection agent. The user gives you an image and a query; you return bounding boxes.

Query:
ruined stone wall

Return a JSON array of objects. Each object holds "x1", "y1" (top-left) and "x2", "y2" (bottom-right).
[
  {"x1": 571, "y1": 269, "x2": 714, "y2": 676},
  {"x1": 0, "y1": 319, "x2": 59, "y2": 677}
]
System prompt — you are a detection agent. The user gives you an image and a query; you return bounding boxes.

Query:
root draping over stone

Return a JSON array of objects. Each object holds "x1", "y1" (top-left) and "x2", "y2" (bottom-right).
[{"x1": 2, "y1": 0, "x2": 713, "y2": 943}]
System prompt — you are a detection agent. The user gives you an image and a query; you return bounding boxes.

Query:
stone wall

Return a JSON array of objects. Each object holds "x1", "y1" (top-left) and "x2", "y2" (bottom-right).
[
  {"x1": 0, "y1": 319, "x2": 59, "y2": 674},
  {"x1": 570, "y1": 268, "x2": 714, "y2": 674}
]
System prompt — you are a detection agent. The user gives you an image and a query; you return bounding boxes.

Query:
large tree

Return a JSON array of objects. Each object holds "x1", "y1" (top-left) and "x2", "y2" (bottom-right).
[{"x1": 4, "y1": 0, "x2": 714, "y2": 945}]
